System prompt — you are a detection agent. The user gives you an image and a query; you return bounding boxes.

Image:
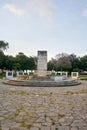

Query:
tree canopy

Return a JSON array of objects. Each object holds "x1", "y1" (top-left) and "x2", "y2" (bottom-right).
[
  {"x1": 47, "y1": 53, "x2": 84, "y2": 73},
  {"x1": 0, "y1": 41, "x2": 9, "y2": 51}
]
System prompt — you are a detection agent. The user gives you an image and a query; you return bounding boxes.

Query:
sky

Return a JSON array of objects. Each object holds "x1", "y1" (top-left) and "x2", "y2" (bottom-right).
[{"x1": 0, "y1": 0, "x2": 87, "y2": 60}]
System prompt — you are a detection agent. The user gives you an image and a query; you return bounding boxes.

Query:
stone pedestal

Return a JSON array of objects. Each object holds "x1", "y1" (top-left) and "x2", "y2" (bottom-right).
[
  {"x1": 6, "y1": 71, "x2": 13, "y2": 79},
  {"x1": 71, "y1": 72, "x2": 79, "y2": 79}
]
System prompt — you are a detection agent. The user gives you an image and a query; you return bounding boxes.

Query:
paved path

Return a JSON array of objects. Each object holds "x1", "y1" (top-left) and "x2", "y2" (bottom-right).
[{"x1": 0, "y1": 79, "x2": 87, "y2": 130}]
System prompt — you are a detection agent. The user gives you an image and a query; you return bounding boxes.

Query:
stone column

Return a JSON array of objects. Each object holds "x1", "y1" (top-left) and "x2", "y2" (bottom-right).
[{"x1": 37, "y1": 51, "x2": 47, "y2": 77}]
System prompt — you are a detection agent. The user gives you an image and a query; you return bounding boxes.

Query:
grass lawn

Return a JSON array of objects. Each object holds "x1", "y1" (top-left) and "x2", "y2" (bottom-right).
[
  {"x1": 0, "y1": 74, "x2": 5, "y2": 79},
  {"x1": 79, "y1": 75, "x2": 87, "y2": 80}
]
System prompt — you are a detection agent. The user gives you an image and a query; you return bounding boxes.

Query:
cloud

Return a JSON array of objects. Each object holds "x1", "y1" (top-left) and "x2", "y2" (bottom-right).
[
  {"x1": 3, "y1": 0, "x2": 55, "y2": 20},
  {"x1": 29, "y1": 0, "x2": 54, "y2": 20},
  {"x1": 3, "y1": 3, "x2": 25, "y2": 16}
]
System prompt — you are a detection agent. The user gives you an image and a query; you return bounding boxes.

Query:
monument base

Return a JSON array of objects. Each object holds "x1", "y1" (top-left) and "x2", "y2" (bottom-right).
[
  {"x1": 3, "y1": 78, "x2": 81, "y2": 87},
  {"x1": 37, "y1": 70, "x2": 47, "y2": 77}
]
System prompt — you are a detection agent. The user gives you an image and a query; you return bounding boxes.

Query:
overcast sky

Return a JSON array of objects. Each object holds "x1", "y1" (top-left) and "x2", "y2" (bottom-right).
[{"x1": 0, "y1": 0, "x2": 87, "y2": 60}]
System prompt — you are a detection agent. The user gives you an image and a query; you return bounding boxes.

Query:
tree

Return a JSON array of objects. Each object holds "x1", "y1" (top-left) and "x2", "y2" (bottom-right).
[
  {"x1": 15, "y1": 53, "x2": 37, "y2": 70},
  {"x1": 70, "y1": 54, "x2": 81, "y2": 72},
  {"x1": 5, "y1": 55, "x2": 15, "y2": 70},
  {"x1": 56, "y1": 56, "x2": 72, "y2": 71},
  {"x1": 47, "y1": 61, "x2": 54, "y2": 70},
  {"x1": 0, "y1": 40, "x2": 9, "y2": 51},
  {"x1": 47, "y1": 58, "x2": 58, "y2": 71},
  {"x1": 0, "y1": 41, "x2": 9, "y2": 72},
  {"x1": 0, "y1": 50, "x2": 6, "y2": 70},
  {"x1": 55, "y1": 53, "x2": 72, "y2": 71},
  {"x1": 15, "y1": 53, "x2": 29, "y2": 70},
  {"x1": 27, "y1": 56, "x2": 37, "y2": 70},
  {"x1": 48, "y1": 53, "x2": 76, "y2": 72},
  {"x1": 80, "y1": 55, "x2": 87, "y2": 71}
]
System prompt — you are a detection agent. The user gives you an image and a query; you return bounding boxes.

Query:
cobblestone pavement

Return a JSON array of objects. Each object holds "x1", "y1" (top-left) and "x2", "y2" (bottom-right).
[{"x1": 0, "y1": 79, "x2": 87, "y2": 130}]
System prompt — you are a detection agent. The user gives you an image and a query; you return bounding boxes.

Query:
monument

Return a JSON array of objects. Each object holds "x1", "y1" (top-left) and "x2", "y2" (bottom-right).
[
  {"x1": 37, "y1": 51, "x2": 47, "y2": 77},
  {"x1": 3, "y1": 51, "x2": 81, "y2": 87}
]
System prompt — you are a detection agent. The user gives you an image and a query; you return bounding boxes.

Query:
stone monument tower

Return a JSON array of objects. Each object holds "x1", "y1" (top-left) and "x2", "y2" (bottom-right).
[{"x1": 37, "y1": 51, "x2": 47, "y2": 77}]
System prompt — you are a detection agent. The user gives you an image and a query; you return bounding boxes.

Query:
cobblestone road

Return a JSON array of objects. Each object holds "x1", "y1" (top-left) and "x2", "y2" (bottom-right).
[{"x1": 0, "y1": 79, "x2": 87, "y2": 130}]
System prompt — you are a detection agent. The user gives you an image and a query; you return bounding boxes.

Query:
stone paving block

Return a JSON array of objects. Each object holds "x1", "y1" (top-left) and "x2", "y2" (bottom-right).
[
  {"x1": 0, "y1": 117, "x2": 5, "y2": 121},
  {"x1": 35, "y1": 117, "x2": 45, "y2": 123},
  {"x1": 57, "y1": 126, "x2": 70, "y2": 130},
  {"x1": 41, "y1": 122, "x2": 51, "y2": 126},
  {"x1": 71, "y1": 119, "x2": 86, "y2": 127},
  {"x1": 33, "y1": 123, "x2": 42, "y2": 127},
  {"x1": 71, "y1": 127, "x2": 78, "y2": 130},
  {"x1": 2, "y1": 127, "x2": 9, "y2": 130},
  {"x1": 41, "y1": 126, "x2": 51, "y2": 130},
  {"x1": 51, "y1": 125, "x2": 59, "y2": 130},
  {"x1": 79, "y1": 126, "x2": 87, "y2": 130},
  {"x1": 30, "y1": 127, "x2": 39, "y2": 130}
]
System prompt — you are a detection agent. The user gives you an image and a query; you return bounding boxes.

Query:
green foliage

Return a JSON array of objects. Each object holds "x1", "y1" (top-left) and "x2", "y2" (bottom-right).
[
  {"x1": 80, "y1": 55, "x2": 87, "y2": 71},
  {"x1": 0, "y1": 41, "x2": 9, "y2": 71},
  {"x1": 79, "y1": 75, "x2": 87, "y2": 80},
  {"x1": 47, "y1": 61, "x2": 54, "y2": 70},
  {"x1": 71, "y1": 56, "x2": 81, "y2": 72},
  {"x1": 0, "y1": 40, "x2": 9, "y2": 51},
  {"x1": 0, "y1": 74, "x2": 4, "y2": 79},
  {"x1": 15, "y1": 54, "x2": 37, "y2": 70},
  {"x1": 0, "y1": 52, "x2": 37, "y2": 71},
  {"x1": 72, "y1": 68, "x2": 79, "y2": 72},
  {"x1": 5, "y1": 55, "x2": 15, "y2": 70},
  {"x1": 0, "y1": 50, "x2": 6, "y2": 70}
]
